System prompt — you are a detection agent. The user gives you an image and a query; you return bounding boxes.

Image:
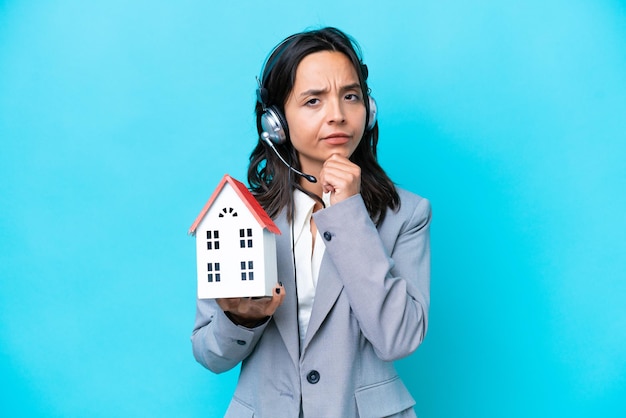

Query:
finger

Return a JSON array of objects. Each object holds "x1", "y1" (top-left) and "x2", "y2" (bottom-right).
[
  {"x1": 321, "y1": 157, "x2": 360, "y2": 181},
  {"x1": 322, "y1": 183, "x2": 335, "y2": 194},
  {"x1": 237, "y1": 298, "x2": 252, "y2": 315},
  {"x1": 322, "y1": 154, "x2": 359, "y2": 172},
  {"x1": 216, "y1": 297, "x2": 241, "y2": 312},
  {"x1": 320, "y1": 168, "x2": 361, "y2": 203},
  {"x1": 325, "y1": 162, "x2": 361, "y2": 180},
  {"x1": 265, "y1": 284, "x2": 286, "y2": 314},
  {"x1": 324, "y1": 153, "x2": 351, "y2": 165}
]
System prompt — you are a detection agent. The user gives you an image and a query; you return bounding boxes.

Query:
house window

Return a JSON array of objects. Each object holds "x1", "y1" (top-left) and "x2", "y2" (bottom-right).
[
  {"x1": 240, "y1": 260, "x2": 254, "y2": 280},
  {"x1": 207, "y1": 262, "x2": 221, "y2": 282},
  {"x1": 219, "y1": 207, "x2": 238, "y2": 218},
  {"x1": 239, "y1": 228, "x2": 253, "y2": 248},
  {"x1": 206, "y1": 230, "x2": 220, "y2": 250}
]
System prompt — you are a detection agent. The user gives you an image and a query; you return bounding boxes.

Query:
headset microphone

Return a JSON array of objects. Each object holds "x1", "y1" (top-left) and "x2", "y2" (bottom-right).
[{"x1": 260, "y1": 132, "x2": 317, "y2": 183}]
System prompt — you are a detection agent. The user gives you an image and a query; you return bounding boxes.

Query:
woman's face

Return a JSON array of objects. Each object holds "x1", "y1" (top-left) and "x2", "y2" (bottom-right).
[{"x1": 283, "y1": 51, "x2": 366, "y2": 175}]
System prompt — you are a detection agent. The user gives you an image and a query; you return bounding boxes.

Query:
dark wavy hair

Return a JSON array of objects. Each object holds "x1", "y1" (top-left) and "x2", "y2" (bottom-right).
[{"x1": 247, "y1": 27, "x2": 399, "y2": 225}]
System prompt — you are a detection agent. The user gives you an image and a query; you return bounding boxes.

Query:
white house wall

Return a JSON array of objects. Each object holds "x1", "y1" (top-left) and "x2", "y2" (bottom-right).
[
  {"x1": 195, "y1": 184, "x2": 276, "y2": 299},
  {"x1": 262, "y1": 229, "x2": 278, "y2": 294}
]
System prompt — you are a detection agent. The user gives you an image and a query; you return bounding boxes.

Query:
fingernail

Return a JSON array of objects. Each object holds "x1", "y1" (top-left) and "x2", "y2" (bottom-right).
[
  {"x1": 276, "y1": 288, "x2": 281, "y2": 295},
  {"x1": 279, "y1": 281, "x2": 283, "y2": 287}
]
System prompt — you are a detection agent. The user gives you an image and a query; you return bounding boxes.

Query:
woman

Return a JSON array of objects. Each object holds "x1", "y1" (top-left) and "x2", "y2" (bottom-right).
[{"x1": 192, "y1": 27, "x2": 431, "y2": 418}]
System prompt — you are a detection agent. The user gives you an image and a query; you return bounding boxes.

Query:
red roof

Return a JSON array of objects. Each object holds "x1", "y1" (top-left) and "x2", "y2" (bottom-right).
[{"x1": 188, "y1": 174, "x2": 281, "y2": 236}]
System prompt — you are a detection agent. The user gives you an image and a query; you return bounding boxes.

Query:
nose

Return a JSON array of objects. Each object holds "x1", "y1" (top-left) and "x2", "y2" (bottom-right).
[{"x1": 326, "y1": 98, "x2": 346, "y2": 124}]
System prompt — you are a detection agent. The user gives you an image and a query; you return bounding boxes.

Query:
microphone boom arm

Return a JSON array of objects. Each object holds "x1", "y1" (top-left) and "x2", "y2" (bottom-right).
[{"x1": 260, "y1": 132, "x2": 317, "y2": 183}]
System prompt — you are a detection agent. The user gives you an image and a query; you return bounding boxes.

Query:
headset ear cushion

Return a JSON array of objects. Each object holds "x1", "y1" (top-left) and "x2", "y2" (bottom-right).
[
  {"x1": 367, "y1": 96, "x2": 378, "y2": 131},
  {"x1": 260, "y1": 106, "x2": 289, "y2": 144}
]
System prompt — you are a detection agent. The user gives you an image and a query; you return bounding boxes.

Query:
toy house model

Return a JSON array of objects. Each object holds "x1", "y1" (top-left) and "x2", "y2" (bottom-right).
[{"x1": 188, "y1": 174, "x2": 281, "y2": 299}]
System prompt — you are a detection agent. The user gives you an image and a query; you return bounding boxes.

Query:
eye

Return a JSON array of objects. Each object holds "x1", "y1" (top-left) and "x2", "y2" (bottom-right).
[
  {"x1": 305, "y1": 98, "x2": 320, "y2": 106},
  {"x1": 345, "y1": 93, "x2": 361, "y2": 101}
]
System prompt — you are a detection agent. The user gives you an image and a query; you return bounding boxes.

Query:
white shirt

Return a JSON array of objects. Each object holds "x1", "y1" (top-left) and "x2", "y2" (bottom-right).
[{"x1": 291, "y1": 190, "x2": 331, "y2": 346}]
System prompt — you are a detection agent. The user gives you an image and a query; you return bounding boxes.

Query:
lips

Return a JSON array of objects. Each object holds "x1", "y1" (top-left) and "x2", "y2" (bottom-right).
[{"x1": 322, "y1": 133, "x2": 351, "y2": 145}]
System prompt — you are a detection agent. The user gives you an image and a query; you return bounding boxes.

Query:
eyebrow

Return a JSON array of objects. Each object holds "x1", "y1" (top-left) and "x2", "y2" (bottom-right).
[{"x1": 297, "y1": 83, "x2": 362, "y2": 98}]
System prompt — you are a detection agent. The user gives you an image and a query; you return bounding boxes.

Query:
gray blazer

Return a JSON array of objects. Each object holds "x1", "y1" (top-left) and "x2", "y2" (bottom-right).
[{"x1": 192, "y1": 189, "x2": 431, "y2": 418}]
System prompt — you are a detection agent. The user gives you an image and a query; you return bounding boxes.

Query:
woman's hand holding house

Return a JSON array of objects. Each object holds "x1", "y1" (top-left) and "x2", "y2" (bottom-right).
[{"x1": 217, "y1": 283, "x2": 285, "y2": 328}]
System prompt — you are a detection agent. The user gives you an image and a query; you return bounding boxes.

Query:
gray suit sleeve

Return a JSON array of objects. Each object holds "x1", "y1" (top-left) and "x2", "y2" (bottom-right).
[
  {"x1": 190, "y1": 298, "x2": 269, "y2": 373},
  {"x1": 313, "y1": 192, "x2": 431, "y2": 361}
]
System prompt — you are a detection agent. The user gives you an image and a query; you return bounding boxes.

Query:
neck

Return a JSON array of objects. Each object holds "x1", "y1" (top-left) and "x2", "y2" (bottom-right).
[
  {"x1": 297, "y1": 175, "x2": 325, "y2": 212},
  {"x1": 299, "y1": 176, "x2": 322, "y2": 195}
]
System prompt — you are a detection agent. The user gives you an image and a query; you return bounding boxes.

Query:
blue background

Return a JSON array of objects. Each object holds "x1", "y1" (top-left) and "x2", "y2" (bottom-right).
[{"x1": 1, "y1": 1, "x2": 625, "y2": 417}]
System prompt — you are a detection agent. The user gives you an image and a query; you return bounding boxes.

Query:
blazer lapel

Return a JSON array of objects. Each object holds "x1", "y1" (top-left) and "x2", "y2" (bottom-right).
[
  {"x1": 272, "y1": 211, "x2": 344, "y2": 358},
  {"x1": 301, "y1": 253, "x2": 343, "y2": 353},
  {"x1": 272, "y1": 212, "x2": 301, "y2": 369}
]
